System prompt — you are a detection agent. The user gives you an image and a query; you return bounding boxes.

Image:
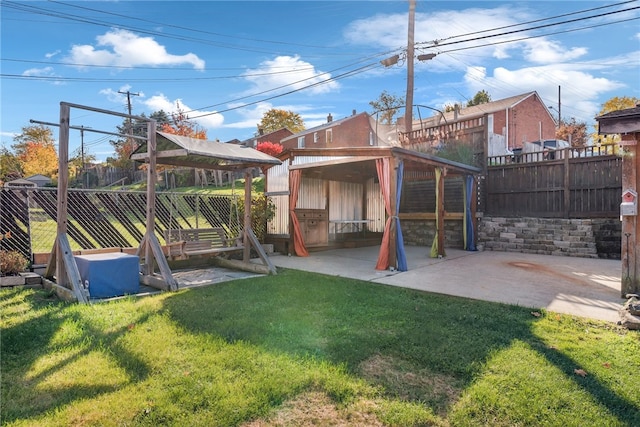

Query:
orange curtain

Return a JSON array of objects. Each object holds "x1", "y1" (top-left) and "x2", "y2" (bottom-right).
[
  {"x1": 289, "y1": 169, "x2": 309, "y2": 257},
  {"x1": 375, "y1": 158, "x2": 392, "y2": 270}
]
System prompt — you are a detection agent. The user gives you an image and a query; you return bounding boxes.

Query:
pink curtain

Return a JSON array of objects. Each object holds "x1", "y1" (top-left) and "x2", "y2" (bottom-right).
[
  {"x1": 289, "y1": 169, "x2": 309, "y2": 257},
  {"x1": 375, "y1": 158, "x2": 392, "y2": 270}
]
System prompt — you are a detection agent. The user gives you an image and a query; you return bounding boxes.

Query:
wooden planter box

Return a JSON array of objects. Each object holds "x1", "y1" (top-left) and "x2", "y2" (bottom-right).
[{"x1": 0, "y1": 275, "x2": 26, "y2": 286}]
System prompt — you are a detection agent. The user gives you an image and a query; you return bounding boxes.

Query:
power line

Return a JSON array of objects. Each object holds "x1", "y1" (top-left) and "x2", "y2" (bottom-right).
[
  {"x1": 418, "y1": 4, "x2": 640, "y2": 49},
  {"x1": 426, "y1": 0, "x2": 638, "y2": 45}
]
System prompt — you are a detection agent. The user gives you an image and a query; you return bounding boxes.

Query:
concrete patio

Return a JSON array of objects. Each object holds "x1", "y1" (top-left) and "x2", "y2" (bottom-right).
[{"x1": 267, "y1": 246, "x2": 624, "y2": 323}]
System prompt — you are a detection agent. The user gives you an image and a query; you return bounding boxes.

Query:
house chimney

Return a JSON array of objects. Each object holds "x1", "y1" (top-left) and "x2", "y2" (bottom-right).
[
  {"x1": 327, "y1": 113, "x2": 333, "y2": 123},
  {"x1": 352, "y1": 109, "x2": 356, "y2": 116}
]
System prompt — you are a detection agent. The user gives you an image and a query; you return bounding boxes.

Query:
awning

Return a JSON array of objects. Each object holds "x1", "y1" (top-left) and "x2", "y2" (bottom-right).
[{"x1": 131, "y1": 132, "x2": 281, "y2": 170}]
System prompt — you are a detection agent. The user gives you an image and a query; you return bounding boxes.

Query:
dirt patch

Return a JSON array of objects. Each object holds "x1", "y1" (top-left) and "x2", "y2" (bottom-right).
[
  {"x1": 242, "y1": 391, "x2": 383, "y2": 427},
  {"x1": 358, "y1": 354, "x2": 462, "y2": 415},
  {"x1": 507, "y1": 261, "x2": 587, "y2": 285}
]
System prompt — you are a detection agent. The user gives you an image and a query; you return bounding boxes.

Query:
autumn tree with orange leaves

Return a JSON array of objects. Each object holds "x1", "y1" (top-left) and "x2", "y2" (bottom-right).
[
  {"x1": 160, "y1": 104, "x2": 207, "y2": 140},
  {"x1": 12, "y1": 125, "x2": 58, "y2": 179}
]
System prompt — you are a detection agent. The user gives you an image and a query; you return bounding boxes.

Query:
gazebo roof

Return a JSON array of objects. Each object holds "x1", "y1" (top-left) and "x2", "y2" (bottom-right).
[
  {"x1": 132, "y1": 132, "x2": 281, "y2": 170},
  {"x1": 283, "y1": 147, "x2": 481, "y2": 183}
]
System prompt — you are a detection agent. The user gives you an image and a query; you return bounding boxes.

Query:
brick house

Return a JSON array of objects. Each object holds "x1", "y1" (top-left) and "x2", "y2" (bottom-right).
[
  {"x1": 280, "y1": 111, "x2": 399, "y2": 150},
  {"x1": 238, "y1": 127, "x2": 294, "y2": 148},
  {"x1": 402, "y1": 91, "x2": 556, "y2": 156}
]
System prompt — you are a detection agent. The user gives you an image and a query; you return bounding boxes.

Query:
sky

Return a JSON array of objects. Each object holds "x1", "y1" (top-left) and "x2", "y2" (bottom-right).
[{"x1": 1, "y1": 1, "x2": 639, "y2": 162}]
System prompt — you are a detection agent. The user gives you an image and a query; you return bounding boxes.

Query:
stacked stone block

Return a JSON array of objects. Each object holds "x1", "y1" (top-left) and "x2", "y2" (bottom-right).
[{"x1": 477, "y1": 217, "x2": 599, "y2": 258}]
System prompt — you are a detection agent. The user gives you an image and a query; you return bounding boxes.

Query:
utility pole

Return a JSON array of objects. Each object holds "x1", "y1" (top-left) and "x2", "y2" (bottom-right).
[
  {"x1": 404, "y1": 0, "x2": 416, "y2": 136},
  {"x1": 118, "y1": 90, "x2": 141, "y2": 179},
  {"x1": 557, "y1": 85, "x2": 562, "y2": 126},
  {"x1": 79, "y1": 125, "x2": 91, "y2": 188}
]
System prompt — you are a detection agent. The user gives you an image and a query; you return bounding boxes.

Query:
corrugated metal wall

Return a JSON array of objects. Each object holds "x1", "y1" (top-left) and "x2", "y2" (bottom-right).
[
  {"x1": 298, "y1": 178, "x2": 326, "y2": 209},
  {"x1": 365, "y1": 178, "x2": 385, "y2": 232},
  {"x1": 267, "y1": 195, "x2": 289, "y2": 235},
  {"x1": 266, "y1": 162, "x2": 289, "y2": 192},
  {"x1": 266, "y1": 155, "x2": 386, "y2": 236}
]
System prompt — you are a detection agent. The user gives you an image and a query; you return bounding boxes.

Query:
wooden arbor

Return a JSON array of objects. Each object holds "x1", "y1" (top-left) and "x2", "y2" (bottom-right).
[
  {"x1": 597, "y1": 105, "x2": 640, "y2": 296},
  {"x1": 45, "y1": 102, "x2": 280, "y2": 303}
]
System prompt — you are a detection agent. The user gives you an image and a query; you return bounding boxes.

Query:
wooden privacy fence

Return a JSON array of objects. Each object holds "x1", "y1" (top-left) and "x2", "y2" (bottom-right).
[
  {"x1": 0, "y1": 187, "x2": 248, "y2": 264},
  {"x1": 486, "y1": 147, "x2": 622, "y2": 218}
]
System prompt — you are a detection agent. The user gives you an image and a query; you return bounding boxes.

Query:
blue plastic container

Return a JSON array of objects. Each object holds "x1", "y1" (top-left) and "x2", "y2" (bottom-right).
[{"x1": 74, "y1": 253, "x2": 140, "y2": 298}]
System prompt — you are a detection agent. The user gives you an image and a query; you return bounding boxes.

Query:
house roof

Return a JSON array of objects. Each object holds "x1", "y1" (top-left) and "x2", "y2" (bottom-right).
[
  {"x1": 281, "y1": 112, "x2": 370, "y2": 143},
  {"x1": 131, "y1": 131, "x2": 282, "y2": 170},
  {"x1": 25, "y1": 174, "x2": 51, "y2": 181},
  {"x1": 596, "y1": 105, "x2": 640, "y2": 120},
  {"x1": 414, "y1": 91, "x2": 541, "y2": 128},
  {"x1": 596, "y1": 105, "x2": 640, "y2": 134}
]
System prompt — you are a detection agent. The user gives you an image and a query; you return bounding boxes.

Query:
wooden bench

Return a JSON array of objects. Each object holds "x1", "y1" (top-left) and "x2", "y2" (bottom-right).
[{"x1": 164, "y1": 228, "x2": 242, "y2": 258}]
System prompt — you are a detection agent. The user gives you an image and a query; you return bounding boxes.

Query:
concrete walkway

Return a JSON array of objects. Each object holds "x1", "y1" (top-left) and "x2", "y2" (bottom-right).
[{"x1": 268, "y1": 246, "x2": 624, "y2": 323}]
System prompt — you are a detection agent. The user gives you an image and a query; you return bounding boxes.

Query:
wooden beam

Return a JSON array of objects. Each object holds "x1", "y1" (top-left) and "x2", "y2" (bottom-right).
[
  {"x1": 246, "y1": 227, "x2": 277, "y2": 274},
  {"x1": 211, "y1": 257, "x2": 272, "y2": 275},
  {"x1": 56, "y1": 103, "x2": 70, "y2": 290},
  {"x1": 131, "y1": 148, "x2": 188, "y2": 160},
  {"x1": 243, "y1": 169, "x2": 252, "y2": 262},
  {"x1": 437, "y1": 168, "x2": 446, "y2": 256},
  {"x1": 622, "y1": 133, "x2": 640, "y2": 296},
  {"x1": 58, "y1": 233, "x2": 88, "y2": 303},
  {"x1": 140, "y1": 122, "x2": 178, "y2": 291}
]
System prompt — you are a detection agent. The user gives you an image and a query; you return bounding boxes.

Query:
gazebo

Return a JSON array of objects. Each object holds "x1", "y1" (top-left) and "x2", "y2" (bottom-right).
[{"x1": 265, "y1": 147, "x2": 482, "y2": 271}]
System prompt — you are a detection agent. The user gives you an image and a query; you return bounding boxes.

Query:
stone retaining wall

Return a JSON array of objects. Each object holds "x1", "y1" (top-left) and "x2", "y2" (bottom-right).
[
  {"x1": 401, "y1": 216, "x2": 621, "y2": 259},
  {"x1": 477, "y1": 217, "x2": 621, "y2": 259}
]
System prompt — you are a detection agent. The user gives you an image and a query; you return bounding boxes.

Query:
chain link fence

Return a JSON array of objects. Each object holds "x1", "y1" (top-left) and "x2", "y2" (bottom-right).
[{"x1": 0, "y1": 187, "x2": 269, "y2": 266}]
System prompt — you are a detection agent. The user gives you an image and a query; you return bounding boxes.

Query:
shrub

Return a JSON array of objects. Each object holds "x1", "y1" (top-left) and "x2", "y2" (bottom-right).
[{"x1": 0, "y1": 250, "x2": 29, "y2": 275}]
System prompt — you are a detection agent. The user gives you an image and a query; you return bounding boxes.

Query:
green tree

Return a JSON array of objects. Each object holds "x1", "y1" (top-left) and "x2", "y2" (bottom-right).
[
  {"x1": 258, "y1": 109, "x2": 305, "y2": 134},
  {"x1": 109, "y1": 114, "x2": 148, "y2": 169},
  {"x1": 12, "y1": 125, "x2": 58, "y2": 178},
  {"x1": 593, "y1": 96, "x2": 640, "y2": 145},
  {"x1": 150, "y1": 110, "x2": 171, "y2": 128},
  {"x1": 0, "y1": 147, "x2": 23, "y2": 184},
  {"x1": 467, "y1": 90, "x2": 491, "y2": 107},
  {"x1": 160, "y1": 104, "x2": 207, "y2": 139},
  {"x1": 444, "y1": 103, "x2": 462, "y2": 113},
  {"x1": 369, "y1": 90, "x2": 405, "y2": 125},
  {"x1": 556, "y1": 117, "x2": 588, "y2": 147}
]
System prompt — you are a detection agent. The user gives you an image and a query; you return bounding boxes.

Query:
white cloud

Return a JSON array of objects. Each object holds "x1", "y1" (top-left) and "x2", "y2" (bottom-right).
[
  {"x1": 241, "y1": 55, "x2": 340, "y2": 96},
  {"x1": 22, "y1": 66, "x2": 56, "y2": 77},
  {"x1": 99, "y1": 84, "x2": 146, "y2": 104},
  {"x1": 521, "y1": 39, "x2": 587, "y2": 64},
  {"x1": 66, "y1": 29, "x2": 205, "y2": 70},
  {"x1": 45, "y1": 50, "x2": 60, "y2": 59},
  {"x1": 464, "y1": 65, "x2": 624, "y2": 122},
  {"x1": 345, "y1": 6, "x2": 534, "y2": 65}
]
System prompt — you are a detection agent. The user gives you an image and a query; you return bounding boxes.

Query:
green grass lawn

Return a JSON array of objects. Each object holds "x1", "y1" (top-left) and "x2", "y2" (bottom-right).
[{"x1": 2, "y1": 269, "x2": 639, "y2": 426}]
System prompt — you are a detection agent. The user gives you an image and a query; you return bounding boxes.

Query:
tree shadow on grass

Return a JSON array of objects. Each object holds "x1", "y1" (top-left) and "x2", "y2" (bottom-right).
[
  {"x1": 160, "y1": 269, "x2": 639, "y2": 423},
  {"x1": 1, "y1": 288, "x2": 152, "y2": 424}
]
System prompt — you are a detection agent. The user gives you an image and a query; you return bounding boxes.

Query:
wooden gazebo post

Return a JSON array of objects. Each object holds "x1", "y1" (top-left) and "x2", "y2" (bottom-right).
[
  {"x1": 46, "y1": 102, "x2": 88, "y2": 303},
  {"x1": 138, "y1": 121, "x2": 178, "y2": 291},
  {"x1": 243, "y1": 169, "x2": 252, "y2": 262},
  {"x1": 389, "y1": 155, "x2": 398, "y2": 268}
]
